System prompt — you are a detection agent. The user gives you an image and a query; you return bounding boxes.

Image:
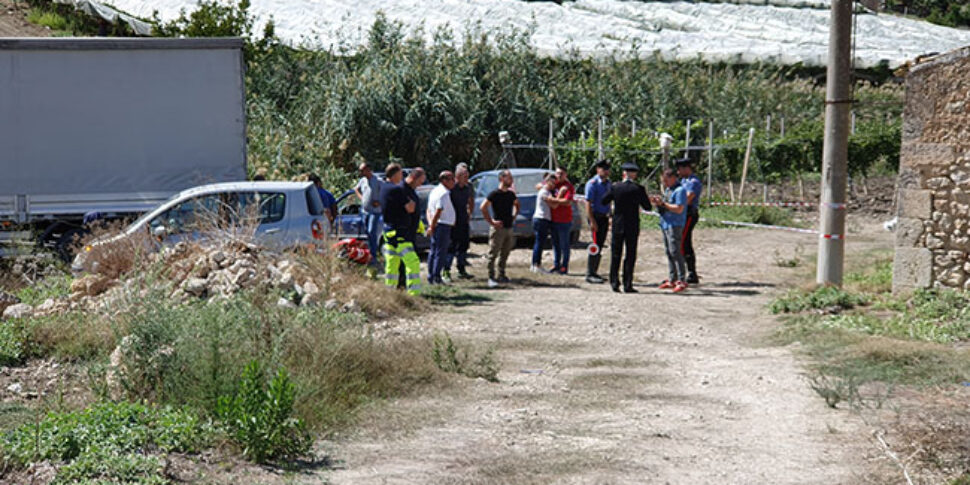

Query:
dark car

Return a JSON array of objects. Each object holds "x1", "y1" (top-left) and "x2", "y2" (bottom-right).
[
  {"x1": 469, "y1": 168, "x2": 583, "y2": 241},
  {"x1": 334, "y1": 186, "x2": 432, "y2": 252}
]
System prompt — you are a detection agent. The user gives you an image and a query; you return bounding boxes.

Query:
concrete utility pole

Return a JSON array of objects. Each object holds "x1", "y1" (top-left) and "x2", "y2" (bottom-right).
[{"x1": 817, "y1": 0, "x2": 853, "y2": 286}]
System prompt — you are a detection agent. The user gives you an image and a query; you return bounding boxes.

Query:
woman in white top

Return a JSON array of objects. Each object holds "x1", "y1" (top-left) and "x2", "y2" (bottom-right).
[{"x1": 532, "y1": 173, "x2": 567, "y2": 273}]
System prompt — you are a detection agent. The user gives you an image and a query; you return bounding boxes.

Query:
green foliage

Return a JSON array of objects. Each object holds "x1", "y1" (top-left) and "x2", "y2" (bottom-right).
[
  {"x1": 0, "y1": 321, "x2": 26, "y2": 366},
  {"x1": 1, "y1": 402, "x2": 211, "y2": 484},
  {"x1": 769, "y1": 286, "x2": 869, "y2": 314},
  {"x1": 885, "y1": 0, "x2": 970, "y2": 27},
  {"x1": 432, "y1": 333, "x2": 499, "y2": 382},
  {"x1": 153, "y1": 3, "x2": 902, "y2": 190},
  {"x1": 15, "y1": 274, "x2": 72, "y2": 306},
  {"x1": 215, "y1": 360, "x2": 310, "y2": 463},
  {"x1": 26, "y1": 8, "x2": 67, "y2": 31}
]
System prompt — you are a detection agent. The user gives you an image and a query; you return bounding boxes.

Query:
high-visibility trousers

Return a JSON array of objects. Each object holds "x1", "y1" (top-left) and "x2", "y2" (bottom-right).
[{"x1": 383, "y1": 230, "x2": 421, "y2": 296}]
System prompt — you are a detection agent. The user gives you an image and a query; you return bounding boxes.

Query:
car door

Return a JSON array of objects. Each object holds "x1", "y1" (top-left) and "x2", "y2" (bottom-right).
[
  {"x1": 335, "y1": 190, "x2": 365, "y2": 240},
  {"x1": 232, "y1": 191, "x2": 289, "y2": 247},
  {"x1": 469, "y1": 173, "x2": 499, "y2": 239}
]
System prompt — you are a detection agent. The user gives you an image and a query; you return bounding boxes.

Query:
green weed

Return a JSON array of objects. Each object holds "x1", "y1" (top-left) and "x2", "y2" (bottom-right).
[
  {"x1": 26, "y1": 8, "x2": 67, "y2": 31},
  {"x1": 1, "y1": 401, "x2": 211, "y2": 484},
  {"x1": 769, "y1": 286, "x2": 868, "y2": 314},
  {"x1": 215, "y1": 361, "x2": 310, "y2": 463},
  {"x1": 432, "y1": 333, "x2": 499, "y2": 382}
]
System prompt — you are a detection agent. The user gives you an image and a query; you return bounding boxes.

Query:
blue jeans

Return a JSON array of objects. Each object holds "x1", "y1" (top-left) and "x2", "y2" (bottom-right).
[
  {"x1": 532, "y1": 218, "x2": 551, "y2": 266},
  {"x1": 551, "y1": 222, "x2": 572, "y2": 272},
  {"x1": 363, "y1": 212, "x2": 383, "y2": 268},
  {"x1": 428, "y1": 224, "x2": 453, "y2": 284}
]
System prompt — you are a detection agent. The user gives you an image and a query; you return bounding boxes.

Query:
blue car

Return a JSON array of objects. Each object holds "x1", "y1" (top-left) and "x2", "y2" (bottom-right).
[
  {"x1": 469, "y1": 168, "x2": 583, "y2": 242},
  {"x1": 334, "y1": 186, "x2": 432, "y2": 252}
]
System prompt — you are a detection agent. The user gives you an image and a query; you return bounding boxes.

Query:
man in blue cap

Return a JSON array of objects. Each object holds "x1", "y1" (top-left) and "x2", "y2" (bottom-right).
[
  {"x1": 584, "y1": 159, "x2": 611, "y2": 284},
  {"x1": 601, "y1": 162, "x2": 652, "y2": 293},
  {"x1": 676, "y1": 157, "x2": 702, "y2": 284}
]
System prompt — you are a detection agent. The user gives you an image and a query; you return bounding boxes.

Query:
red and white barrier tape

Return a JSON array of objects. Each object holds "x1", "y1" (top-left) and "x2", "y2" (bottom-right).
[
  {"x1": 716, "y1": 220, "x2": 819, "y2": 234},
  {"x1": 707, "y1": 201, "x2": 816, "y2": 208}
]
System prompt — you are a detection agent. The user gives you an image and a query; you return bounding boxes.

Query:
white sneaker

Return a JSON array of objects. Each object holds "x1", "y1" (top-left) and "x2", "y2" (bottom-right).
[
  {"x1": 530, "y1": 264, "x2": 540, "y2": 273},
  {"x1": 487, "y1": 278, "x2": 500, "y2": 288},
  {"x1": 441, "y1": 275, "x2": 452, "y2": 284}
]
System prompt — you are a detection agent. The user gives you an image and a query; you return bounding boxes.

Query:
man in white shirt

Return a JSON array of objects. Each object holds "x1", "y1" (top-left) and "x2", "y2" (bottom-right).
[{"x1": 426, "y1": 171, "x2": 457, "y2": 284}]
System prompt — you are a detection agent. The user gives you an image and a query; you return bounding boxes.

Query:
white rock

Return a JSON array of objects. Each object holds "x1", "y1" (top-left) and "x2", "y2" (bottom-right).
[
  {"x1": 183, "y1": 277, "x2": 208, "y2": 296},
  {"x1": 35, "y1": 298, "x2": 57, "y2": 313},
  {"x1": 6, "y1": 383, "x2": 22, "y2": 393},
  {"x1": 303, "y1": 280, "x2": 320, "y2": 296},
  {"x1": 324, "y1": 298, "x2": 339, "y2": 311},
  {"x1": 277, "y1": 297, "x2": 297, "y2": 309},
  {"x1": 2, "y1": 303, "x2": 33, "y2": 320}
]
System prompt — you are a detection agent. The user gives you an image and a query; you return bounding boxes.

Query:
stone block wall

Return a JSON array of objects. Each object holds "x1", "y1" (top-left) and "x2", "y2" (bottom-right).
[{"x1": 893, "y1": 46, "x2": 970, "y2": 293}]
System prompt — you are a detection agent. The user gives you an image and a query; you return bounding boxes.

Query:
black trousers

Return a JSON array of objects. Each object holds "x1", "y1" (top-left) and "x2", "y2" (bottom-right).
[
  {"x1": 447, "y1": 222, "x2": 471, "y2": 272},
  {"x1": 683, "y1": 206, "x2": 699, "y2": 279},
  {"x1": 587, "y1": 213, "x2": 610, "y2": 276},
  {"x1": 609, "y1": 229, "x2": 639, "y2": 290}
]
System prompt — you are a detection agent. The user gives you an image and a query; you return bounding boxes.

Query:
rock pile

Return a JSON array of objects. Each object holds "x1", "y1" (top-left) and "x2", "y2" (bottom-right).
[{"x1": 2, "y1": 240, "x2": 369, "y2": 322}]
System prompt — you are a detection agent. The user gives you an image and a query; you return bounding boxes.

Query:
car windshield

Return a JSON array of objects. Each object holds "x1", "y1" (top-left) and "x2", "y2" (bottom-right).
[
  {"x1": 512, "y1": 173, "x2": 547, "y2": 195},
  {"x1": 127, "y1": 191, "x2": 184, "y2": 233}
]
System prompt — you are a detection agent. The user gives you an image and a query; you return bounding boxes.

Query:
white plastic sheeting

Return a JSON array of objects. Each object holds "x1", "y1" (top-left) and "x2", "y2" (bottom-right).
[
  {"x1": 102, "y1": 0, "x2": 970, "y2": 67},
  {"x1": 52, "y1": 0, "x2": 153, "y2": 35}
]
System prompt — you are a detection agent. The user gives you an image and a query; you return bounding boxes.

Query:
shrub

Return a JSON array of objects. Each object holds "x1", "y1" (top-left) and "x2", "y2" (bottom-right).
[{"x1": 215, "y1": 360, "x2": 310, "y2": 463}]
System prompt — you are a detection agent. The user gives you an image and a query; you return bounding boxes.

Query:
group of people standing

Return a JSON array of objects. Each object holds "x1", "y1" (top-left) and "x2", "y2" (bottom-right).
[
  {"x1": 580, "y1": 158, "x2": 702, "y2": 293},
  {"x1": 347, "y1": 157, "x2": 702, "y2": 297}
]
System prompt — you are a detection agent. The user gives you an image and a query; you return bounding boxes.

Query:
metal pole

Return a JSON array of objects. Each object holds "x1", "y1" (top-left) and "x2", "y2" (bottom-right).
[
  {"x1": 706, "y1": 120, "x2": 714, "y2": 201},
  {"x1": 817, "y1": 0, "x2": 853, "y2": 286},
  {"x1": 632, "y1": 120, "x2": 637, "y2": 137}
]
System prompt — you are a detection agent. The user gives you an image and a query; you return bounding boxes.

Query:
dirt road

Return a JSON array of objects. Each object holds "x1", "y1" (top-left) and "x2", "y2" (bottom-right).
[{"x1": 323, "y1": 219, "x2": 892, "y2": 484}]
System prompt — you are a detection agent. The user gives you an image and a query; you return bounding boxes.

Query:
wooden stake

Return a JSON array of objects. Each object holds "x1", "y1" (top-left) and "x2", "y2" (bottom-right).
[
  {"x1": 729, "y1": 181, "x2": 736, "y2": 203},
  {"x1": 738, "y1": 128, "x2": 755, "y2": 201},
  {"x1": 706, "y1": 120, "x2": 714, "y2": 203}
]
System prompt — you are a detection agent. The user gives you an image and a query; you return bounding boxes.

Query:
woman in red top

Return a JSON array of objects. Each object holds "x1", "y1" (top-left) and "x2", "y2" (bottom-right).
[{"x1": 550, "y1": 167, "x2": 575, "y2": 274}]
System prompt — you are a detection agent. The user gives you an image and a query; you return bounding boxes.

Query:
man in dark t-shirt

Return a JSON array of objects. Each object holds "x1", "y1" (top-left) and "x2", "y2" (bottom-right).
[
  {"x1": 479, "y1": 169, "x2": 520, "y2": 288},
  {"x1": 445, "y1": 163, "x2": 475, "y2": 280}
]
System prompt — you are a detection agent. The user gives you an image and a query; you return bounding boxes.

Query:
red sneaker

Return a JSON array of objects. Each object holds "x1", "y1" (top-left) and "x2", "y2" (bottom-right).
[
  {"x1": 658, "y1": 280, "x2": 674, "y2": 289},
  {"x1": 672, "y1": 281, "x2": 688, "y2": 293}
]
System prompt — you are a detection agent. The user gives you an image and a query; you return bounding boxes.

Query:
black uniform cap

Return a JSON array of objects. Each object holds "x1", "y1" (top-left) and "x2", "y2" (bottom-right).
[
  {"x1": 674, "y1": 157, "x2": 692, "y2": 167},
  {"x1": 621, "y1": 162, "x2": 640, "y2": 172},
  {"x1": 594, "y1": 159, "x2": 611, "y2": 170}
]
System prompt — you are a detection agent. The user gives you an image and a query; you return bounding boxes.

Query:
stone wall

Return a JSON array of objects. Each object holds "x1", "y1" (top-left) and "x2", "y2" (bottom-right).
[{"x1": 893, "y1": 46, "x2": 970, "y2": 293}]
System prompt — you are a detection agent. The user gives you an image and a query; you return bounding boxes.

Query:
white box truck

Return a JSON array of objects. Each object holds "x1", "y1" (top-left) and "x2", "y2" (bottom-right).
[{"x1": 0, "y1": 37, "x2": 247, "y2": 257}]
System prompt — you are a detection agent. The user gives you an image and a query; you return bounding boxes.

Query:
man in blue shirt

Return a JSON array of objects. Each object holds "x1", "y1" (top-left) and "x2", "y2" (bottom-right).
[
  {"x1": 651, "y1": 168, "x2": 688, "y2": 293},
  {"x1": 677, "y1": 158, "x2": 702, "y2": 284},
  {"x1": 584, "y1": 160, "x2": 612, "y2": 284},
  {"x1": 308, "y1": 173, "x2": 337, "y2": 226}
]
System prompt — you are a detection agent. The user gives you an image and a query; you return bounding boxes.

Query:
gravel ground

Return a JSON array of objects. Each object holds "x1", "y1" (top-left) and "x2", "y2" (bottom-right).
[{"x1": 321, "y1": 217, "x2": 893, "y2": 484}]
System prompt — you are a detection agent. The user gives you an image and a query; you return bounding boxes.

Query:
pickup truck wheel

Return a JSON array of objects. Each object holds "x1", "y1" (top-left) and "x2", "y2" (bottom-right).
[{"x1": 55, "y1": 227, "x2": 87, "y2": 262}]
